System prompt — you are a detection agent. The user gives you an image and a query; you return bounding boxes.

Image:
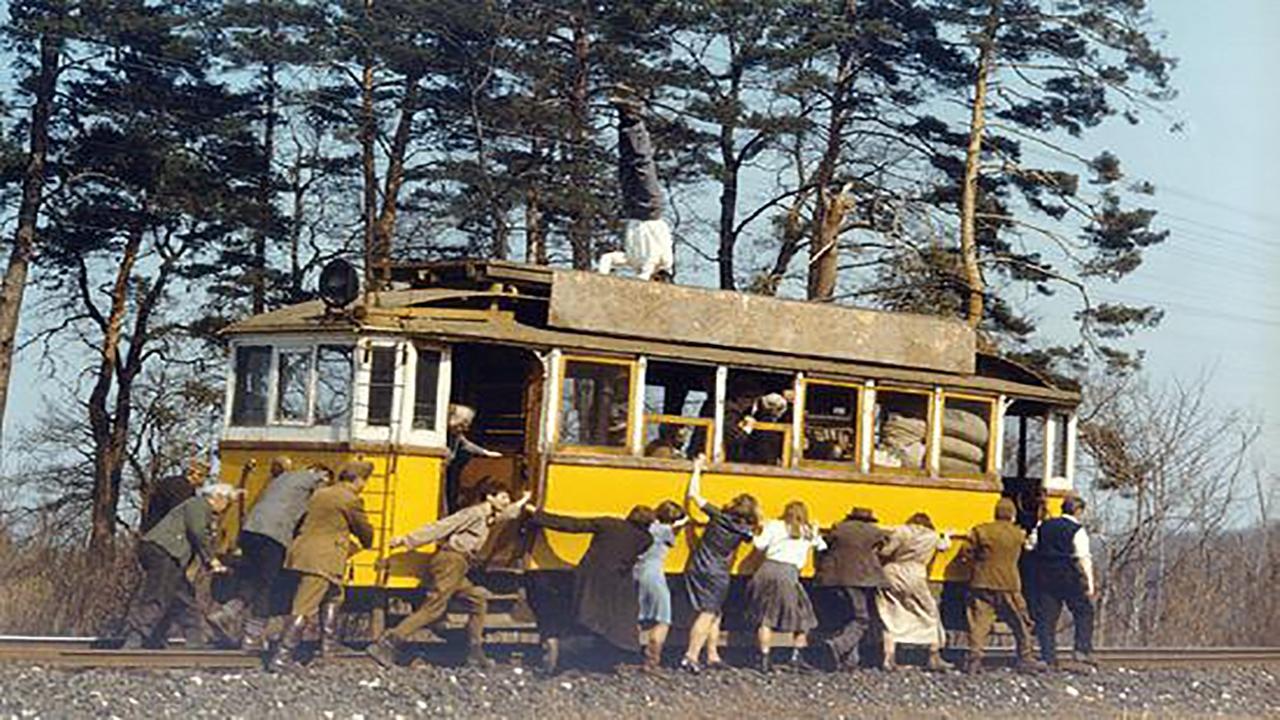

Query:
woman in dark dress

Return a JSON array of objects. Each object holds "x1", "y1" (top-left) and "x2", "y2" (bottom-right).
[
  {"x1": 529, "y1": 505, "x2": 656, "y2": 673},
  {"x1": 681, "y1": 456, "x2": 760, "y2": 673}
]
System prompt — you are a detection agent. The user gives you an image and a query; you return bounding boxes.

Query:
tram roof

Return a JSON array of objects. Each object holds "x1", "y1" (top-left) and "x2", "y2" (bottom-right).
[{"x1": 224, "y1": 259, "x2": 1079, "y2": 405}]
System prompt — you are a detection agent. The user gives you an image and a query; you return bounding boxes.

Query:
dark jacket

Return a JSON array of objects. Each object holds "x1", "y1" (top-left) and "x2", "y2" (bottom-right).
[
  {"x1": 531, "y1": 510, "x2": 653, "y2": 650},
  {"x1": 243, "y1": 469, "x2": 325, "y2": 547},
  {"x1": 816, "y1": 519, "x2": 890, "y2": 588},
  {"x1": 142, "y1": 495, "x2": 216, "y2": 568},
  {"x1": 285, "y1": 483, "x2": 374, "y2": 583},
  {"x1": 142, "y1": 475, "x2": 196, "y2": 533},
  {"x1": 968, "y1": 519, "x2": 1027, "y2": 591}
]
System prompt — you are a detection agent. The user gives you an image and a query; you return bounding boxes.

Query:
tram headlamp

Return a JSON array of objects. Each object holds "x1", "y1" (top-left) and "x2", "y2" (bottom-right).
[{"x1": 318, "y1": 259, "x2": 360, "y2": 309}]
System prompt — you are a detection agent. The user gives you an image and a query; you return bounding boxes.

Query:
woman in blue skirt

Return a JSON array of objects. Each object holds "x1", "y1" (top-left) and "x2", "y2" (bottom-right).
[{"x1": 635, "y1": 499, "x2": 688, "y2": 671}]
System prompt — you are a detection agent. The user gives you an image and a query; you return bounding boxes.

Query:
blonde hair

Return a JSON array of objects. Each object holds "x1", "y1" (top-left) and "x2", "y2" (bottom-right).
[{"x1": 783, "y1": 501, "x2": 812, "y2": 540}]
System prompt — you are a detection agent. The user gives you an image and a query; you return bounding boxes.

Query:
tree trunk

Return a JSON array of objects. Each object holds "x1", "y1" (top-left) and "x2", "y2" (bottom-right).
[
  {"x1": 566, "y1": 13, "x2": 593, "y2": 270},
  {"x1": 372, "y1": 72, "x2": 422, "y2": 279},
  {"x1": 525, "y1": 186, "x2": 546, "y2": 264},
  {"x1": 251, "y1": 61, "x2": 278, "y2": 314},
  {"x1": 86, "y1": 220, "x2": 144, "y2": 552},
  {"x1": 360, "y1": 0, "x2": 379, "y2": 291},
  {"x1": 810, "y1": 183, "x2": 855, "y2": 300},
  {"x1": 0, "y1": 30, "x2": 60, "y2": 443},
  {"x1": 717, "y1": 126, "x2": 740, "y2": 291},
  {"x1": 805, "y1": 0, "x2": 858, "y2": 301},
  {"x1": 959, "y1": 0, "x2": 1001, "y2": 329}
]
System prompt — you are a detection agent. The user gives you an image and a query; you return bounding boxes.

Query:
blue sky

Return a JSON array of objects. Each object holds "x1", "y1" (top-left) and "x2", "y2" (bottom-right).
[{"x1": 1076, "y1": 0, "x2": 1280, "y2": 471}]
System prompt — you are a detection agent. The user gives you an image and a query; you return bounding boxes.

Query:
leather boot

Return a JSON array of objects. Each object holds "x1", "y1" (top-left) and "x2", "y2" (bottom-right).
[
  {"x1": 206, "y1": 599, "x2": 245, "y2": 647},
  {"x1": 318, "y1": 602, "x2": 342, "y2": 660},
  {"x1": 268, "y1": 615, "x2": 308, "y2": 672},
  {"x1": 241, "y1": 617, "x2": 268, "y2": 655},
  {"x1": 366, "y1": 634, "x2": 405, "y2": 669},
  {"x1": 465, "y1": 643, "x2": 495, "y2": 669}
]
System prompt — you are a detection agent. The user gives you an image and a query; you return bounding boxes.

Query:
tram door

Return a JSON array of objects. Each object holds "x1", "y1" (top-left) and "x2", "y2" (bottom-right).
[{"x1": 448, "y1": 343, "x2": 543, "y2": 569}]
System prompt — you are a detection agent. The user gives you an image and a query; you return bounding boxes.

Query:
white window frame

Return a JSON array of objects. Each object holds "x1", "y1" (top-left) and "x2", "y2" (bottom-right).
[
  {"x1": 223, "y1": 334, "x2": 359, "y2": 444},
  {"x1": 402, "y1": 341, "x2": 452, "y2": 448},
  {"x1": 353, "y1": 336, "x2": 407, "y2": 444}
]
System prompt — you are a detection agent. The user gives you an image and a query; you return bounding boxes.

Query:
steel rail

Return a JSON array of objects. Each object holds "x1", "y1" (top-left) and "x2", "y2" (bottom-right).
[{"x1": 0, "y1": 636, "x2": 1276, "y2": 670}]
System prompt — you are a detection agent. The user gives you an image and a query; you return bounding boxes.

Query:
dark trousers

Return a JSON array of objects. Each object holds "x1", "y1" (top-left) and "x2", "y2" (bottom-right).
[
  {"x1": 826, "y1": 586, "x2": 878, "y2": 667},
  {"x1": 125, "y1": 542, "x2": 198, "y2": 645},
  {"x1": 236, "y1": 531, "x2": 286, "y2": 619},
  {"x1": 1035, "y1": 562, "x2": 1094, "y2": 663},
  {"x1": 387, "y1": 548, "x2": 486, "y2": 647},
  {"x1": 967, "y1": 588, "x2": 1035, "y2": 661}
]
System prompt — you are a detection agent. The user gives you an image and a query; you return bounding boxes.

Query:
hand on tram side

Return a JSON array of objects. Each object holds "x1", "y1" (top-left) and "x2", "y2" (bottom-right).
[
  {"x1": 209, "y1": 559, "x2": 229, "y2": 574},
  {"x1": 244, "y1": 458, "x2": 258, "y2": 470},
  {"x1": 388, "y1": 535, "x2": 408, "y2": 549},
  {"x1": 692, "y1": 454, "x2": 707, "y2": 472}
]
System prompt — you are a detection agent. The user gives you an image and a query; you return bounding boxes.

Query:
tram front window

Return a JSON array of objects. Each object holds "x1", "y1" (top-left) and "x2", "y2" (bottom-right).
[
  {"x1": 367, "y1": 346, "x2": 397, "y2": 427},
  {"x1": 275, "y1": 349, "x2": 312, "y2": 423},
  {"x1": 231, "y1": 345, "x2": 271, "y2": 426},
  {"x1": 314, "y1": 345, "x2": 353, "y2": 427},
  {"x1": 559, "y1": 358, "x2": 632, "y2": 450}
]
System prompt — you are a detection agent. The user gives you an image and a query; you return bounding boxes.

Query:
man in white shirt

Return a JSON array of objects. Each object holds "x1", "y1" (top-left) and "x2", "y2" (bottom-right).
[{"x1": 1025, "y1": 495, "x2": 1096, "y2": 668}]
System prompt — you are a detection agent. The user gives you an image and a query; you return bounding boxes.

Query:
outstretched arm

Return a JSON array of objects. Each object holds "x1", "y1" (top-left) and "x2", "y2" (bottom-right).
[
  {"x1": 685, "y1": 454, "x2": 709, "y2": 509},
  {"x1": 494, "y1": 491, "x2": 534, "y2": 522},
  {"x1": 458, "y1": 434, "x2": 501, "y2": 458},
  {"x1": 530, "y1": 510, "x2": 600, "y2": 534}
]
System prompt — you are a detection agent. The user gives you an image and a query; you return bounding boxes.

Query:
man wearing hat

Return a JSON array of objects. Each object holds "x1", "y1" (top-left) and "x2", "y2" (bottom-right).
[
  {"x1": 118, "y1": 483, "x2": 240, "y2": 648},
  {"x1": 814, "y1": 506, "x2": 890, "y2": 670},
  {"x1": 963, "y1": 497, "x2": 1045, "y2": 674},
  {"x1": 270, "y1": 461, "x2": 375, "y2": 669},
  {"x1": 208, "y1": 455, "x2": 326, "y2": 652}
]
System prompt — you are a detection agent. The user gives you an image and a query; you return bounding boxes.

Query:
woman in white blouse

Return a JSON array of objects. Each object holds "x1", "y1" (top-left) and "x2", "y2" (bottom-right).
[{"x1": 746, "y1": 501, "x2": 827, "y2": 673}]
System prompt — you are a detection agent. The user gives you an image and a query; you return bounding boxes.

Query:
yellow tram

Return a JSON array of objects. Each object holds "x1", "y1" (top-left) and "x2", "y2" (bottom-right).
[{"x1": 217, "y1": 259, "x2": 1079, "y2": 628}]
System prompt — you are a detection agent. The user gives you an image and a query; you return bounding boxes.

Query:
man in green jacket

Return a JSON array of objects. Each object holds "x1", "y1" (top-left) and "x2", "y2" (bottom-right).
[
  {"x1": 119, "y1": 483, "x2": 239, "y2": 649},
  {"x1": 964, "y1": 497, "x2": 1045, "y2": 674}
]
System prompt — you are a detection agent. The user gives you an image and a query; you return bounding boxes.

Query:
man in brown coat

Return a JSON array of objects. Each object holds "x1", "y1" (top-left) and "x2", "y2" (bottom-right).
[
  {"x1": 815, "y1": 507, "x2": 890, "y2": 670},
  {"x1": 269, "y1": 461, "x2": 375, "y2": 670},
  {"x1": 964, "y1": 497, "x2": 1045, "y2": 674}
]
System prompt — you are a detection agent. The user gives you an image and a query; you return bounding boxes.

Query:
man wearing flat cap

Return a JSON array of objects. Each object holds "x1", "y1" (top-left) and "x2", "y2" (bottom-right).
[
  {"x1": 269, "y1": 461, "x2": 374, "y2": 670},
  {"x1": 814, "y1": 506, "x2": 890, "y2": 670},
  {"x1": 964, "y1": 497, "x2": 1045, "y2": 674}
]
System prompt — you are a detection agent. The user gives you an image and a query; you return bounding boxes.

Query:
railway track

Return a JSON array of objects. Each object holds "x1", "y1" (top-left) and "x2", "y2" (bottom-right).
[{"x1": 0, "y1": 635, "x2": 1276, "y2": 670}]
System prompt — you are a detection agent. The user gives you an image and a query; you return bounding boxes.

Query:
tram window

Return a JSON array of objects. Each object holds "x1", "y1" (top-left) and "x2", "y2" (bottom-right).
[
  {"x1": 724, "y1": 369, "x2": 794, "y2": 466},
  {"x1": 1050, "y1": 412, "x2": 1070, "y2": 478},
  {"x1": 1001, "y1": 403, "x2": 1045, "y2": 480},
  {"x1": 559, "y1": 358, "x2": 632, "y2": 450},
  {"x1": 314, "y1": 345, "x2": 353, "y2": 427},
  {"x1": 275, "y1": 349, "x2": 312, "y2": 423},
  {"x1": 871, "y1": 389, "x2": 930, "y2": 472},
  {"x1": 642, "y1": 361, "x2": 715, "y2": 459},
  {"x1": 366, "y1": 346, "x2": 397, "y2": 427},
  {"x1": 411, "y1": 347, "x2": 441, "y2": 431},
  {"x1": 801, "y1": 382, "x2": 860, "y2": 464},
  {"x1": 231, "y1": 345, "x2": 271, "y2": 426},
  {"x1": 940, "y1": 396, "x2": 994, "y2": 476}
]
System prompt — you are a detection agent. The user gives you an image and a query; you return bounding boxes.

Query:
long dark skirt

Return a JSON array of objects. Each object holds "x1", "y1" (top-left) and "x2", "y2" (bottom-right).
[{"x1": 747, "y1": 560, "x2": 817, "y2": 633}]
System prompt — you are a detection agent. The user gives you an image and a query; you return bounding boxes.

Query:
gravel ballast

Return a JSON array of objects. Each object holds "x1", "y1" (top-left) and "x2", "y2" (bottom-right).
[{"x1": 1, "y1": 659, "x2": 1277, "y2": 719}]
